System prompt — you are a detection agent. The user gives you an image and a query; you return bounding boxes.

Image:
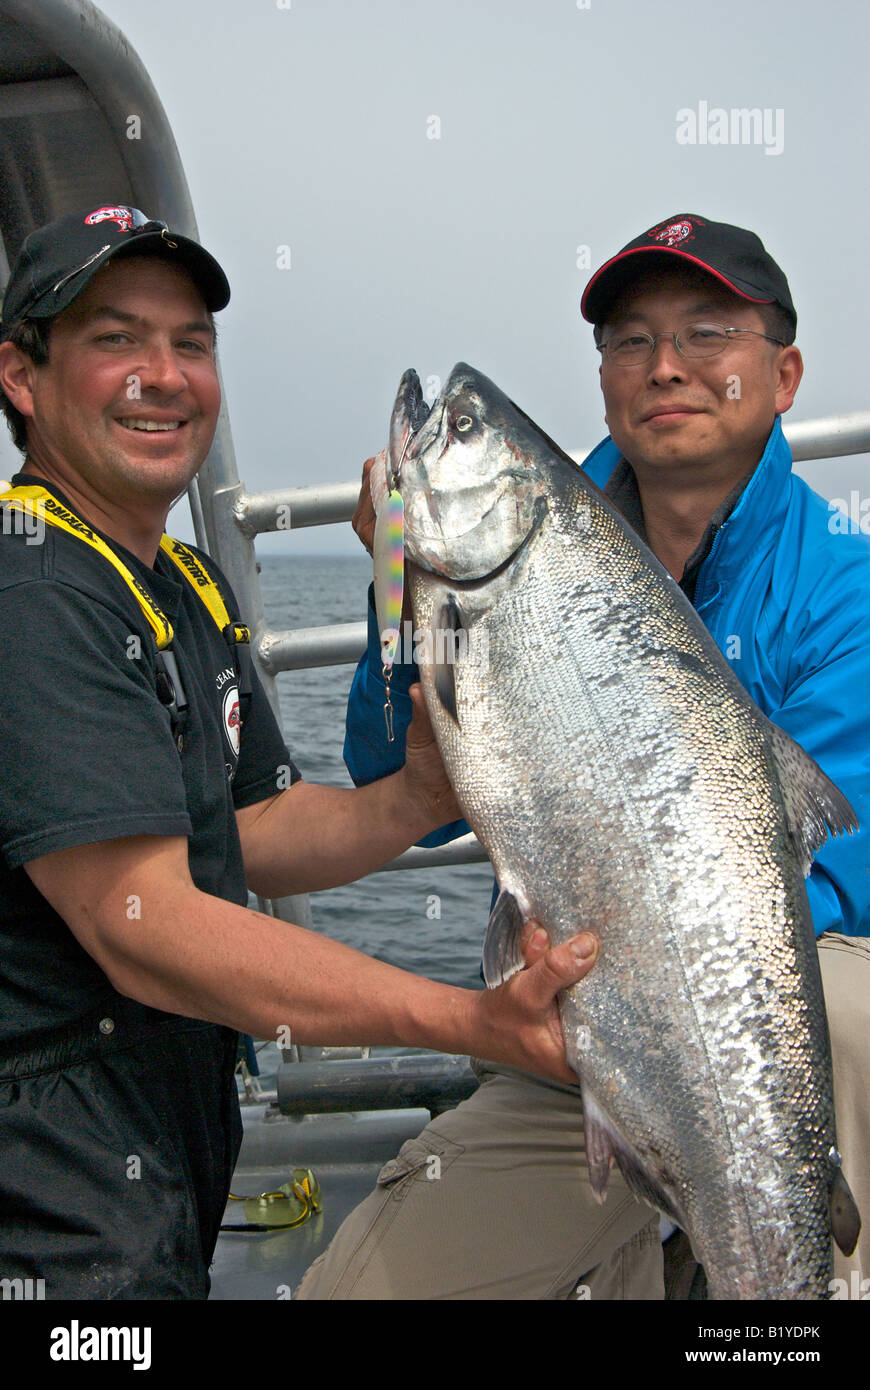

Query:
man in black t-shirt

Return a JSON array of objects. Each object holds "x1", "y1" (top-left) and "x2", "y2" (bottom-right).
[{"x1": 0, "y1": 207, "x2": 595, "y2": 1297}]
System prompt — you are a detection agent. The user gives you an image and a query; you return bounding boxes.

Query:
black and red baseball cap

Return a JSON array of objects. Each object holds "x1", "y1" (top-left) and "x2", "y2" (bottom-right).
[
  {"x1": 581, "y1": 214, "x2": 795, "y2": 333},
  {"x1": 1, "y1": 204, "x2": 230, "y2": 337}
]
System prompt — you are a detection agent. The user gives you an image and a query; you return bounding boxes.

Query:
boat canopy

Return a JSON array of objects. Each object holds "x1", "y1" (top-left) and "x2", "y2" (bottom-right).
[{"x1": 0, "y1": 0, "x2": 199, "y2": 269}]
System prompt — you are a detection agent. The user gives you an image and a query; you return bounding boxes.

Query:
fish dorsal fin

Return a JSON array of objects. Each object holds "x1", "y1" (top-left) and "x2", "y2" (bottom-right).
[
  {"x1": 767, "y1": 723, "x2": 858, "y2": 876},
  {"x1": 482, "y1": 888, "x2": 526, "y2": 987}
]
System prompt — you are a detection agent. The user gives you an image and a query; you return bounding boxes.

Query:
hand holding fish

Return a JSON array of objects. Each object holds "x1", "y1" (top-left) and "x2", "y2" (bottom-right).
[
  {"x1": 352, "y1": 454, "x2": 381, "y2": 555},
  {"x1": 470, "y1": 926, "x2": 599, "y2": 1086},
  {"x1": 359, "y1": 450, "x2": 414, "y2": 644},
  {"x1": 400, "y1": 683, "x2": 462, "y2": 830}
]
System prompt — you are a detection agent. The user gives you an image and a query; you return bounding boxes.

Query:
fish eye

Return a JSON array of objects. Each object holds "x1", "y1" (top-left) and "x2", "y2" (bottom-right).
[{"x1": 455, "y1": 414, "x2": 474, "y2": 432}]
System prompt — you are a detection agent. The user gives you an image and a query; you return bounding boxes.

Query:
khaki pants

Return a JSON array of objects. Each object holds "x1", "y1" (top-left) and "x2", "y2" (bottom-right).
[
  {"x1": 296, "y1": 933, "x2": 869, "y2": 1300},
  {"x1": 821, "y1": 934, "x2": 870, "y2": 1291}
]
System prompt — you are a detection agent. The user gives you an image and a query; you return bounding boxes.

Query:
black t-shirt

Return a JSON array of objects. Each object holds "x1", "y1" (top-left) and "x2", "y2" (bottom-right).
[{"x1": 0, "y1": 474, "x2": 300, "y2": 1046}]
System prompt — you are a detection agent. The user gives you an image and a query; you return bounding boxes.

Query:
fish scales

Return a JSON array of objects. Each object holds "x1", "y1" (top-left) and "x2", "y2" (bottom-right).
[{"x1": 386, "y1": 362, "x2": 859, "y2": 1298}]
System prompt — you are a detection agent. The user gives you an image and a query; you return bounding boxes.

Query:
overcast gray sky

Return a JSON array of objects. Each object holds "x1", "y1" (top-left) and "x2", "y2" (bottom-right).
[{"x1": 3, "y1": 0, "x2": 868, "y2": 551}]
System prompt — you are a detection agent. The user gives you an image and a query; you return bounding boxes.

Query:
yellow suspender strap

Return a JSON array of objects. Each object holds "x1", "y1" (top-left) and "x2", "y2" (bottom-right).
[
  {"x1": 0, "y1": 485, "x2": 250, "y2": 653},
  {"x1": 0, "y1": 484, "x2": 174, "y2": 649},
  {"x1": 158, "y1": 535, "x2": 250, "y2": 648}
]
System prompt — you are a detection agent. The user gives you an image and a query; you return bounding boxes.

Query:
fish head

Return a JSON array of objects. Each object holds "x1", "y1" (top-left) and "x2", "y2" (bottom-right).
[{"x1": 395, "y1": 363, "x2": 551, "y2": 582}]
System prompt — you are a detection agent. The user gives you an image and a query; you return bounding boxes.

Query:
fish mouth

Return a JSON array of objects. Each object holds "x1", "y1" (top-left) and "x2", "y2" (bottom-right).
[{"x1": 387, "y1": 369, "x2": 430, "y2": 487}]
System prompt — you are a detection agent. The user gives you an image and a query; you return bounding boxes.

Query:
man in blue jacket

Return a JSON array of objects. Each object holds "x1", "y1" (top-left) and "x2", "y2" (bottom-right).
[{"x1": 297, "y1": 214, "x2": 870, "y2": 1300}]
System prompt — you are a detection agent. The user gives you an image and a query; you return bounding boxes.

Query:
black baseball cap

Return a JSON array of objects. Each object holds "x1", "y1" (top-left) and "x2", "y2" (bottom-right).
[
  {"x1": 581, "y1": 214, "x2": 796, "y2": 334},
  {"x1": 1, "y1": 204, "x2": 230, "y2": 337}
]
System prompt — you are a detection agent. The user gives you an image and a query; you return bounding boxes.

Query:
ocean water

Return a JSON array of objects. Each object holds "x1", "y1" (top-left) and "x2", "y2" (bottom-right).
[{"x1": 257, "y1": 553, "x2": 494, "y2": 993}]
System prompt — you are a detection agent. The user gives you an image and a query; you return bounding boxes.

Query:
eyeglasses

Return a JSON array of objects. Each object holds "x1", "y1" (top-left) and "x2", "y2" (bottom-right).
[{"x1": 597, "y1": 322, "x2": 786, "y2": 366}]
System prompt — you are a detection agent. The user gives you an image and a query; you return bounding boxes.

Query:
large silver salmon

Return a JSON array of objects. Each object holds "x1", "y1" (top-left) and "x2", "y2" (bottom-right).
[{"x1": 380, "y1": 362, "x2": 861, "y2": 1300}]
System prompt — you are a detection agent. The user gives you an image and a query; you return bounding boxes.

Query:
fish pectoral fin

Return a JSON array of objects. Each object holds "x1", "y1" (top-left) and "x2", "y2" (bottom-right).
[
  {"x1": 767, "y1": 722, "x2": 858, "y2": 875},
  {"x1": 481, "y1": 888, "x2": 526, "y2": 987},
  {"x1": 582, "y1": 1089, "x2": 682, "y2": 1224},
  {"x1": 831, "y1": 1166, "x2": 861, "y2": 1257},
  {"x1": 432, "y1": 596, "x2": 464, "y2": 725}
]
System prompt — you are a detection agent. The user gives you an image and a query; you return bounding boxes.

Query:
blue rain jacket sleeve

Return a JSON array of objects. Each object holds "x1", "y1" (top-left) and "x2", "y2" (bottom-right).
[
  {"x1": 771, "y1": 635, "x2": 870, "y2": 939},
  {"x1": 692, "y1": 433, "x2": 870, "y2": 941},
  {"x1": 756, "y1": 522, "x2": 870, "y2": 939},
  {"x1": 344, "y1": 584, "x2": 470, "y2": 848}
]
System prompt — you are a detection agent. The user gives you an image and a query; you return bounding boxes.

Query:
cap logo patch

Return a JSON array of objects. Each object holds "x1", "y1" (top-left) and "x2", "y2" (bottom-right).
[
  {"x1": 84, "y1": 206, "x2": 134, "y2": 231},
  {"x1": 648, "y1": 218, "x2": 695, "y2": 248}
]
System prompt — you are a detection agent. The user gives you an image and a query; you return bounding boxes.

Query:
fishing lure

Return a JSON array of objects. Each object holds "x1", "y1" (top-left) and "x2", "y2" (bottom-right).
[{"x1": 372, "y1": 484, "x2": 405, "y2": 739}]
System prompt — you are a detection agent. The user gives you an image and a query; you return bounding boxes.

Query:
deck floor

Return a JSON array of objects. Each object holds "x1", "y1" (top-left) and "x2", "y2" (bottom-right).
[{"x1": 209, "y1": 1103, "x2": 429, "y2": 1299}]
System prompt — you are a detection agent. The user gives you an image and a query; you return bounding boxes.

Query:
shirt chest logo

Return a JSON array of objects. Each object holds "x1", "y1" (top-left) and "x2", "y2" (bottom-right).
[
  {"x1": 215, "y1": 665, "x2": 241, "y2": 766},
  {"x1": 221, "y1": 683, "x2": 241, "y2": 757}
]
